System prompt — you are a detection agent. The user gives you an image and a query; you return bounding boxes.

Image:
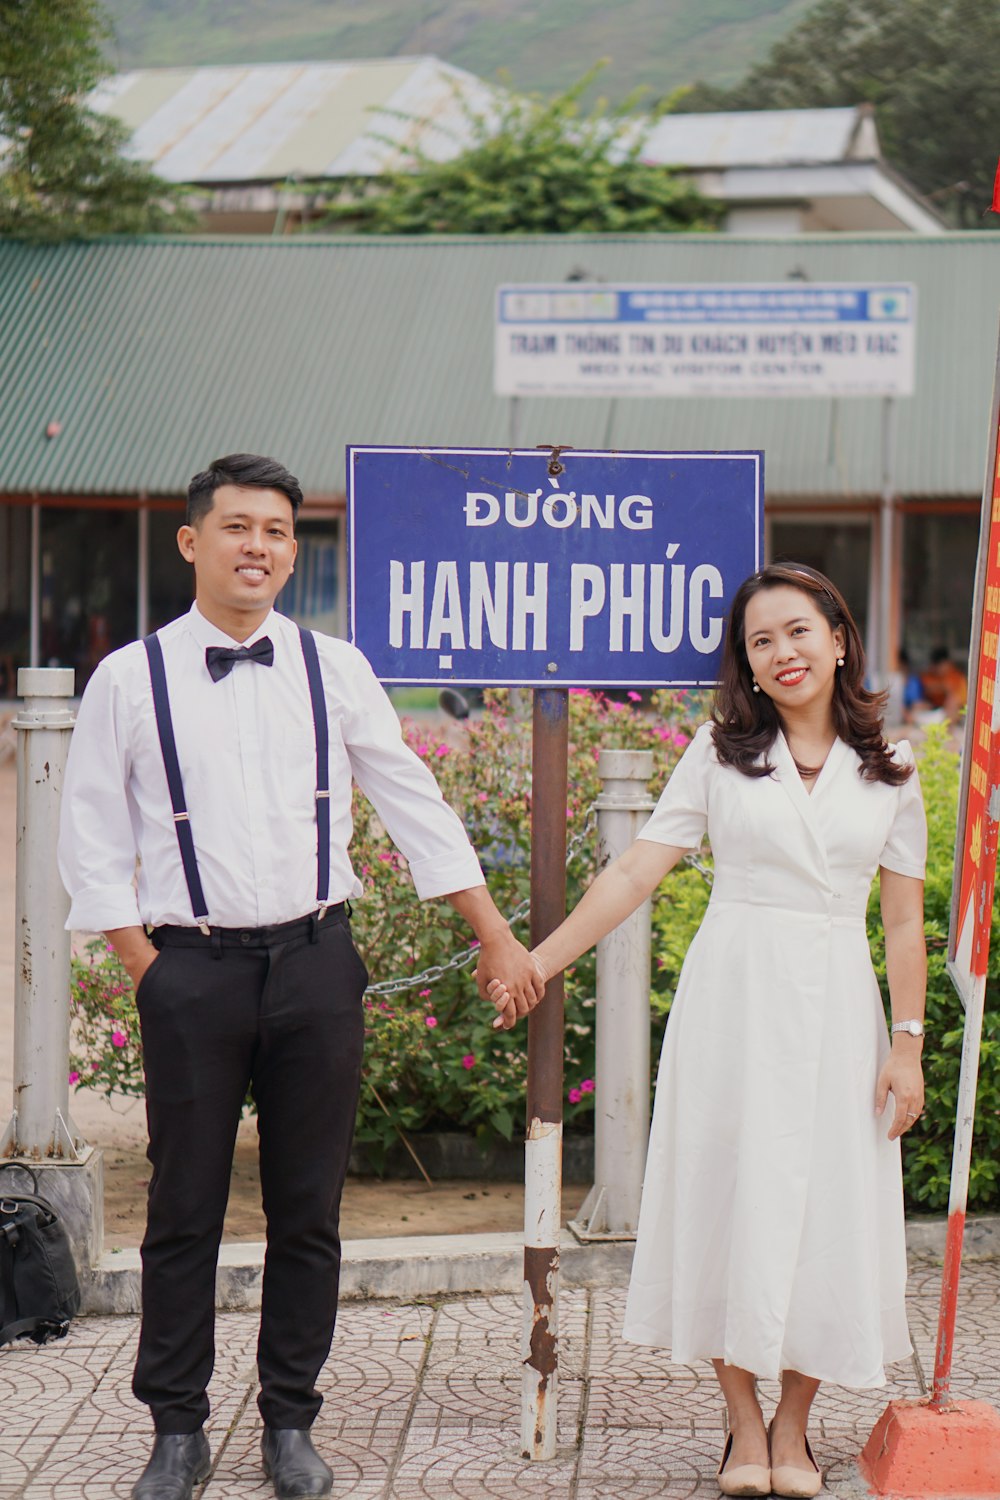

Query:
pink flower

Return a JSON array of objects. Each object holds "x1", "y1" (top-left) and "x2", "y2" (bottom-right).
[
  {"x1": 581, "y1": 1078, "x2": 595, "y2": 1093},
  {"x1": 609, "y1": 701, "x2": 626, "y2": 712},
  {"x1": 425, "y1": 1016, "x2": 438, "y2": 1028},
  {"x1": 477, "y1": 792, "x2": 488, "y2": 802},
  {"x1": 111, "y1": 1031, "x2": 126, "y2": 1048},
  {"x1": 91, "y1": 1062, "x2": 100, "y2": 1071},
  {"x1": 436, "y1": 744, "x2": 449, "y2": 758},
  {"x1": 462, "y1": 1054, "x2": 475, "y2": 1070},
  {"x1": 568, "y1": 1087, "x2": 582, "y2": 1105},
  {"x1": 416, "y1": 743, "x2": 429, "y2": 756},
  {"x1": 673, "y1": 732, "x2": 689, "y2": 748},
  {"x1": 419, "y1": 988, "x2": 432, "y2": 998},
  {"x1": 627, "y1": 690, "x2": 641, "y2": 702},
  {"x1": 68, "y1": 1070, "x2": 80, "y2": 1085}
]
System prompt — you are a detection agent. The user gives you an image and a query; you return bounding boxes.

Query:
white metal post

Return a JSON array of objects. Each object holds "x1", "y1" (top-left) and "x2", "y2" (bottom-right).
[
  {"x1": 571, "y1": 748, "x2": 654, "y2": 1240},
  {"x1": 137, "y1": 503, "x2": 150, "y2": 641},
  {"x1": 29, "y1": 503, "x2": 41, "y2": 668},
  {"x1": 878, "y1": 395, "x2": 897, "y2": 684},
  {"x1": 1, "y1": 667, "x2": 83, "y2": 1160}
]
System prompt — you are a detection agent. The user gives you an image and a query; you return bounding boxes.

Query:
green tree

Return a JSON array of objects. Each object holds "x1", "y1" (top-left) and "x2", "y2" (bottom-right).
[
  {"x1": 680, "y1": 0, "x2": 1000, "y2": 227},
  {"x1": 0, "y1": 0, "x2": 195, "y2": 240},
  {"x1": 324, "y1": 68, "x2": 721, "y2": 235}
]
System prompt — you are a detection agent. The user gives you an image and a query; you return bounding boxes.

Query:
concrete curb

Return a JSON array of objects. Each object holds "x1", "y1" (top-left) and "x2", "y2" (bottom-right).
[{"x1": 80, "y1": 1216, "x2": 1000, "y2": 1316}]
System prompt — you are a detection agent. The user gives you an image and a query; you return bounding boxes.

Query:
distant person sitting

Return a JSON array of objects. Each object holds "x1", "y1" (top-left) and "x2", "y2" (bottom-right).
[
  {"x1": 921, "y1": 647, "x2": 967, "y2": 719},
  {"x1": 886, "y1": 648, "x2": 928, "y2": 726}
]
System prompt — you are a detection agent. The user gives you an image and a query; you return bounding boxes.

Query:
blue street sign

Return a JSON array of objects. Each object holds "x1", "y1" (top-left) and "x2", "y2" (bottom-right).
[{"x1": 348, "y1": 446, "x2": 763, "y2": 688}]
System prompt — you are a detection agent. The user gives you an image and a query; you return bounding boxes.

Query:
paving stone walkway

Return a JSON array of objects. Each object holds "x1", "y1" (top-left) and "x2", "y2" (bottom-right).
[{"x1": 1, "y1": 1258, "x2": 998, "y2": 1498}]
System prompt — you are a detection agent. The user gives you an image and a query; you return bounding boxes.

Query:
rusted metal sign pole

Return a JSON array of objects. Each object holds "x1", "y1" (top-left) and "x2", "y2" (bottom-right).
[{"x1": 521, "y1": 687, "x2": 568, "y2": 1461}]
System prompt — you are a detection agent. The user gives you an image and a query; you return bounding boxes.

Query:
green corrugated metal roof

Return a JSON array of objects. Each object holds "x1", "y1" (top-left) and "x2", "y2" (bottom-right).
[{"x1": 1, "y1": 234, "x2": 998, "y2": 500}]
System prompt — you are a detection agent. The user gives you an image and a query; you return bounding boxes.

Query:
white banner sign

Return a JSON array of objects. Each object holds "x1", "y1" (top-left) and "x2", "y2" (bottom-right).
[{"x1": 495, "y1": 282, "x2": 916, "y2": 399}]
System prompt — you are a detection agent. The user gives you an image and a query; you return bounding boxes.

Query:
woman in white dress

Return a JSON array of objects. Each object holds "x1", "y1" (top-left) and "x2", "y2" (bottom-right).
[{"x1": 489, "y1": 563, "x2": 927, "y2": 1499}]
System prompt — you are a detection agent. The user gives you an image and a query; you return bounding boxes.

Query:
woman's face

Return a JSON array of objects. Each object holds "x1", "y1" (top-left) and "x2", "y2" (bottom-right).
[{"x1": 742, "y1": 585, "x2": 846, "y2": 716}]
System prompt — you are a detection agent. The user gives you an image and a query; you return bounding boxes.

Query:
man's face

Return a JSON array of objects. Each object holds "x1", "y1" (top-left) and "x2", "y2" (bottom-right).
[{"x1": 177, "y1": 484, "x2": 297, "y2": 626}]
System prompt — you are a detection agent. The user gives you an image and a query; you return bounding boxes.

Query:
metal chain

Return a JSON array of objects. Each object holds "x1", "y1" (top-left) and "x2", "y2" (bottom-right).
[
  {"x1": 684, "y1": 852, "x2": 715, "y2": 887},
  {"x1": 363, "y1": 808, "x2": 598, "y2": 997},
  {"x1": 362, "y1": 806, "x2": 713, "y2": 998}
]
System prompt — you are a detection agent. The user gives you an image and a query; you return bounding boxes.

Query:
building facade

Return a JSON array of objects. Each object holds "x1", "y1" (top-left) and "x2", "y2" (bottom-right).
[{"x1": 1, "y1": 233, "x2": 996, "y2": 697}]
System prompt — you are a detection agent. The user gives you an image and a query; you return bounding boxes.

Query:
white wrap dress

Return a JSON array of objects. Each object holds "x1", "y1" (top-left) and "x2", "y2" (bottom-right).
[{"x1": 622, "y1": 722, "x2": 927, "y2": 1389}]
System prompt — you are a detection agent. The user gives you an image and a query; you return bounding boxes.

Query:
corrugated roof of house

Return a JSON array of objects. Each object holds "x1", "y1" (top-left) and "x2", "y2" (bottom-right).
[
  {"x1": 88, "y1": 58, "x2": 497, "y2": 182},
  {"x1": 1, "y1": 233, "x2": 997, "y2": 501},
  {"x1": 639, "y1": 106, "x2": 875, "y2": 169}
]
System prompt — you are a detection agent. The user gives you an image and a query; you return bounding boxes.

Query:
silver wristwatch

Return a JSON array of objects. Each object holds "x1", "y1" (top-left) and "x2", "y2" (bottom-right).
[{"x1": 891, "y1": 1020, "x2": 925, "y2": 1038}]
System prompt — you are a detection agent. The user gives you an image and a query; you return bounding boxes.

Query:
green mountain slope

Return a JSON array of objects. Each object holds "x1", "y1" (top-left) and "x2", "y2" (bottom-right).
[{"x1": 102, "y1": 0, "x2": 819, "y2": 102}]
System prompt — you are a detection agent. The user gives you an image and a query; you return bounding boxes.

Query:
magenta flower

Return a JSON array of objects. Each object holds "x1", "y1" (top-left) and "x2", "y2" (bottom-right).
[
  {"x1": 462, "y1": 1054, "x2": 475, "y2": 1070},
  {"x1": 68, "y1": 1070, "x2": 80, "y2": 1085},
  {"x1": 425, "y1": 1016, "x2": 438, "y2": 1028},
  {"x1": 111, "y1": 1031, "x2": 126, "y2": 1048},
  {"x1": 568, "y1": 1087, "x2": 582, "y2": 1105},
  {"x1": 581, "y1": 1079, "x2": 595, "y2": 1093},
  {"x1": 436, "y1": 744, "x2": 449, "y2": 758},
  {"x1": 419, "y1": 988, "x2": 432, "y2": 998},
  {"x1": 627, "y1": 690, "x2": 641, "y2": 701}
]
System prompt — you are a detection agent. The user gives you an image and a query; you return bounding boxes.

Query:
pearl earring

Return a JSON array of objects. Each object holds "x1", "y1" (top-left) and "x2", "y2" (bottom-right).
[
  {"x1": 752, "y1": 678, "x2": 761, "y2": 693},
  {"x1": 837, "y1": 656, "x2": 845, "y2": 668}
]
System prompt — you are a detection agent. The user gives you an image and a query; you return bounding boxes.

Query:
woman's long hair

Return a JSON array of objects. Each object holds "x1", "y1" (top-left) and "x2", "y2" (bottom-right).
[{"x1": 711, "y1": 562, "x2": 912, "y2": 786}]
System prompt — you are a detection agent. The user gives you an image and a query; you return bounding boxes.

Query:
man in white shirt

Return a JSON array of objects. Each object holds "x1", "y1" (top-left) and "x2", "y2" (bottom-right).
[{"x1": 58, "y1": 454, "x2": 543, "y2": 1500}]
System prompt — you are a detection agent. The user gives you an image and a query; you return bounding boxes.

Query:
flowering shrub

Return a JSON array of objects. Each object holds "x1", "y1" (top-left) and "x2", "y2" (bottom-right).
[
  {"x1": 68, "y1": 701, "x2": 998, "y2": 1212},
  {"x1": 69, "y1": 687, "x2": 699, "y2": 1164}
]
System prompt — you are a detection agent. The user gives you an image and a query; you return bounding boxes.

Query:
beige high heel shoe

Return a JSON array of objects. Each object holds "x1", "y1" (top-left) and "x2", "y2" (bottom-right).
[
  {"x1": 717, "y1": 1432, "x2": 771, "y2": 1497},
  {"x1": 769, "y1": 1426, "x2": 822, "y2": 1499}
]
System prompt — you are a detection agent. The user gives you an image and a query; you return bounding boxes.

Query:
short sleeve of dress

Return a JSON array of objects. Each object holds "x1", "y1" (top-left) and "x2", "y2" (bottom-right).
[
  {"x1": 879, "y1": 740, "x2": 927, "y2": 879},
  {"x1": 636, "y1": 721, "x2": 713, "y2": 851}
]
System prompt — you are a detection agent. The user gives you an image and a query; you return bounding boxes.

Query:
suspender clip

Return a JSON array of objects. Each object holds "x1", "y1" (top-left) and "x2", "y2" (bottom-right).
[
  {"x1": 315, "y1": 790, "x2": 330, "y2": 800},
  {"x1": 197, "y1": 919, "x2": 210, "y2": 936},
  {"x1": 173, "y1": 811, "x2": 191, "y2": 823}
]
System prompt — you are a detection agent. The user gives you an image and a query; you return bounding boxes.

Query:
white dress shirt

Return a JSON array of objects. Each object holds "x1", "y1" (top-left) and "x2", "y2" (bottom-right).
[{"x1": 58, "y1": 604, "x2": 484, "y2": 931}]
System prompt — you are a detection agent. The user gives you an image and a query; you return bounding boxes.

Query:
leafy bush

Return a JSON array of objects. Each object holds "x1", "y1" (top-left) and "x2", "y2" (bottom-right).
[
  {"x1": 867, "y1": 725, "x2": 1000, "y2": 1212},
  {"x1": 69, "y1": 710, "x2": 999, "y2": 1211},
  {"x1": 69, "y1": 688, "x2": 699, "y2": 1166}
]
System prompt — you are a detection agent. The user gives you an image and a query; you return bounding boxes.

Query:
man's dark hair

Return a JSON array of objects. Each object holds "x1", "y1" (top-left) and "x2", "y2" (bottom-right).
[{"x1": 186, "y1": 453, "x2": 303, "y2": 527}]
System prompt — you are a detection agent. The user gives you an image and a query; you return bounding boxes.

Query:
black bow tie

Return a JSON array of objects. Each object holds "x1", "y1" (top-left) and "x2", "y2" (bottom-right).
[{"x1": 205, "y1": 636, "x2": 275, "y2": 682}]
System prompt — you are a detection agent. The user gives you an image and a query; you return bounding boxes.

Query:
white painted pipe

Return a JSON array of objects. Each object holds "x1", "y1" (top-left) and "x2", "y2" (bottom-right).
[
  {"x1": 574, "y1": 749, "x2": 654, "y2": 1238},
  {"x1": 521, "y1": 1117, "x2": 561, "y2": 1460},
  {"x1": 3, "y1": 668, "x2": 82, "y2": 1160}
]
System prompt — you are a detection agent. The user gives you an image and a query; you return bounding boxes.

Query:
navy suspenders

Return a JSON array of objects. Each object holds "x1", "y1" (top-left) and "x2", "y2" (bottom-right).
[
  {"x1": 143, "y1": 633, "x2": 211, "y2": 932},
  {"x1": 297, "y1": 626, "x2": 331, "y2": 914},
  {"x1": 142, "y1": 626, "x2": 331, "y2": 930}
]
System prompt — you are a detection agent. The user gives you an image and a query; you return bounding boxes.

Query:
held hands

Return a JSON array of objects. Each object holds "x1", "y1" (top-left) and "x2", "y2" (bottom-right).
[
  {"x1": 484, "y1": 953, "x2": 548, "y2": 1030},
  {"x1": 875, "y1": 1045, "x2": 924, "y2": 1141}
]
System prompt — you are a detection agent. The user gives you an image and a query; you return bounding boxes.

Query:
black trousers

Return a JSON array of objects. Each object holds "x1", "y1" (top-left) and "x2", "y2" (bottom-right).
[{"x1": 131, "y1": 909, "x2": 367, "y2": 1433}]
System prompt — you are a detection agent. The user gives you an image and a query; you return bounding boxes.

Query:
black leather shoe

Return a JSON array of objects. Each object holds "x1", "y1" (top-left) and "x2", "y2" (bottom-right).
[
  {"x1": 261, "y1": 1428, "x2": 333, "y2": 1498},
  {"x1": 131, "y1": 1432, "x2": 211, "y2": 1500}
]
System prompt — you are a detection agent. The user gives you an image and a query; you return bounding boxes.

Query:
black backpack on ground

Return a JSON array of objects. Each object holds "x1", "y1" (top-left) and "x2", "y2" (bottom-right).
[{"x1": 0, "y1": 1163, "x2": 81, "y2": 1346}]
